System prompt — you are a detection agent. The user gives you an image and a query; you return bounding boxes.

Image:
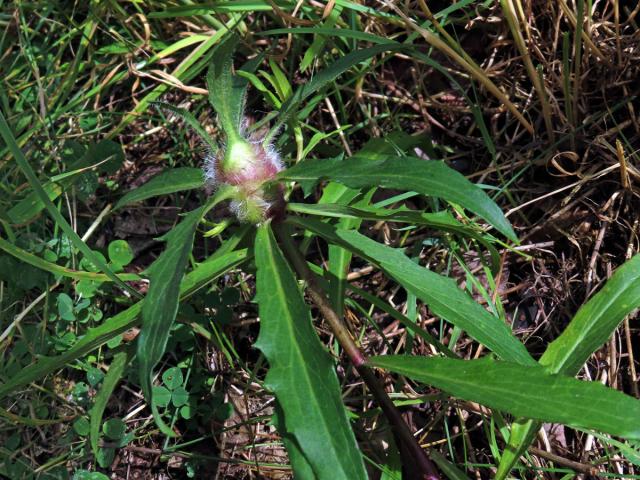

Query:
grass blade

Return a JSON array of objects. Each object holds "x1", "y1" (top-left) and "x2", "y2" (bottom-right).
[
  {"x1": 0, "y1": 249, "x2": 248, "y2": 400},
  {"x1": 153, "y1": 102, "x2": 218, "y2": 152},
  {"x1": 268, "y1": 43, "x2": 405, "y2": 142},
  {"x1": 0, "y1": 236, "x2": 140, "y2": 282},
  {"x1": 272, "y1": 404, "x2": 316, "y2": 478},
  {"x1": 0, "y1": 108, "x2": 140, "y2": 299},
  {"x1": 258, "y1": 27, "x2": 395, "y2": 45},
  {"x1": 254, "y1": 223, "x2": 367, "y2": 480},
  {"x1": 430, "y1": 450, "x2": 472, "y2": 480}
]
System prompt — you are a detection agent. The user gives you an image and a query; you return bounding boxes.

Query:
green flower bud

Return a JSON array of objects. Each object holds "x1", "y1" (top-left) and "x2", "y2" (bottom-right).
[{"x1": 203, "y1": 123, "x2": 284, "y2": 223}]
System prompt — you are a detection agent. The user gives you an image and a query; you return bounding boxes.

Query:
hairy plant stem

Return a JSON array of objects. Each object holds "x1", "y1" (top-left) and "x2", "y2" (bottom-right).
[{"x1": 273, "y1": 222, "x2": 440, "y2": 480}]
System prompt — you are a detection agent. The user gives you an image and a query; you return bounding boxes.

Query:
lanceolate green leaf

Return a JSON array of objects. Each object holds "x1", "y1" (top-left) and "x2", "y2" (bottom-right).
[
  {"x1": 315, "y1": 132, "x2": 436, "y2": 313},
  {"x1": 290, "y1": 217, "x2": 534, "y2": 366},
  {"x1": 137, "y1": 205, "x2": 207, "y2": 437},
  {"x1": 280, "y1": 155, "x2": 517, "y2": 241},
  {"x1": 287, "y1": 203, "x2": 500, "y2": 268},
  {"x1": 114, "y1": 167, "x2": 205, "y2": 210},
  {"x1": 272, "y1": 404, "x2": 316, "y2": 478},
  {"x1": 254, "y1": 224, "x2": 367, "y2": 480},
  {"x1": 495, "y1": 418, "x2": 538, "y2": 480},
  {"x1": 206, "y1": 33, "x2": 247, "y2": 138},
  {"x1": 325, "y1": 189, "x2": 371, "y2": 315},
  {"x1": 497, "y1": 254, "x2": 640, "y2": 479},
  {"x1": 370, "y1": 355, "x2": 640, "y2": 440},
  {"x1": 540, "y1": 254, "x2": 640, "y2": 375}
]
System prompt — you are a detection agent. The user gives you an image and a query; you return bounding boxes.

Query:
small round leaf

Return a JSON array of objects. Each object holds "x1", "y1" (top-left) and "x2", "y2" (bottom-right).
[
  {"x1": 108, "y1": 240, "x2": 134, "y2": 266},
  {"x1": 102, "y1": 418, "x2": 126, "y2": 440},
  {"x1": 57, "y1": 293, "x2": 76, "y2": 321},
  {"x1": 162, "y1": 367, "x2": 183, "y2": 390},
  {"x1": 171, "y1": 386, "x2": 189, "y2": 407},
  {"x1": 86, "y1": 367, "x2": 104, "y2": 387},
  {"x1": 153, "y1": 385, "x2": 172, "y2": 407},
  {"x1": 73, "y1": 417, "x2": 90, "y2": 436}
]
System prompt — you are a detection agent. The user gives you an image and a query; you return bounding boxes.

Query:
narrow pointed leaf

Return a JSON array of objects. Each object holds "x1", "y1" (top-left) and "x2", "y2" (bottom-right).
[
  {"x1": 153, "y1": 102, "x2": 218, "y2": 152},
  {"x1": 370, "y1": 355, "x2": 640, "y2": 440},
  {"x1": 269, "y1": 43, "x2": 405, "y2": 140},
  {"x1": 137, "y1": 206, "x2": 206, "y2": 436},
  {"x1": 272, "y1": 404, "x2": 316, "y2": 478},
  {"x1": 8, "y1": 140, "x2": 123, "y2": 224},
  {"x1": 138, "y1": 188, "x2": 231, "y2": 435},
  {"x1": 430, "y1": 450, "x2": 472, "y2": 480},
  {"x1": 290, "y1": 217, "x2": 534, "y2": 365},
  {"x1": 254, "y1": 224, "x2": 367, "y2": 480},
  {"x1": 206, "y1": 34, "x2": 247, "y2": 136},
  {"x1": 259, "y1": 27, "x2": 395, "y2": 45},
  {"x1": 494, "y1": 418, "x2": 538, "y2": 480},
  {"x1": 540, "y1": 254, "x2": 640, "y2": 375},
  {"x1": 288, "y1": 203, "x2": 500, "y2": 268},
  {"x1": 280, "y1": 155, "x2": 517, "y2": 241},
  {"x1": 497, "y1": 253, "x2": 640, "y2": 478},
  {"x1": 114, "y1": 168, "x2": 204, "y2": 210}
]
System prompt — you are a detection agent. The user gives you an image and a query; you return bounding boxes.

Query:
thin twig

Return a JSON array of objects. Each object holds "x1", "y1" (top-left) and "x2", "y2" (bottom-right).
[{"x1": 529, "y1": 447, "x2": 599, "y2": 476}]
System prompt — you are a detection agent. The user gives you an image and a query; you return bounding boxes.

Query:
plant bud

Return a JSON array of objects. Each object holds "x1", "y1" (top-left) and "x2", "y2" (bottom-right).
[{"x1": 203, "y1": 128, "x2": 284, "y2": 224}]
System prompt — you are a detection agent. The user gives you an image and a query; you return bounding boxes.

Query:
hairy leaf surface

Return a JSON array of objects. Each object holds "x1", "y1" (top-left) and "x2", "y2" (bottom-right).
[{"x1": 206, "y1": 33, "x2": 247, "y2": 137}]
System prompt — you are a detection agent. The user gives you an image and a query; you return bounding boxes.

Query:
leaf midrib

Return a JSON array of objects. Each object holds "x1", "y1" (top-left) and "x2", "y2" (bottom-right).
[{"x1": 263, "y1": 236, "x2": 352, "y2": 478}]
